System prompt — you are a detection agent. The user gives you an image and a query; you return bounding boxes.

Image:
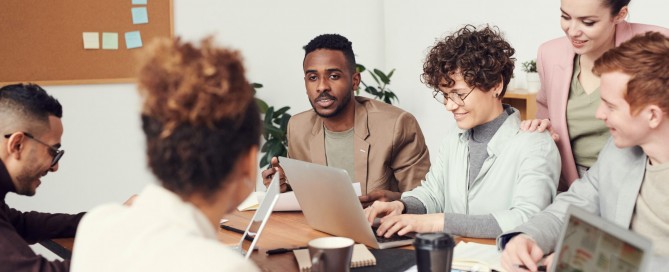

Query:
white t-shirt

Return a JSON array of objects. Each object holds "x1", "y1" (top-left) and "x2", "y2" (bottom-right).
[{"x1": 71, "y1": 184, "x2": 259, "y2": 272}]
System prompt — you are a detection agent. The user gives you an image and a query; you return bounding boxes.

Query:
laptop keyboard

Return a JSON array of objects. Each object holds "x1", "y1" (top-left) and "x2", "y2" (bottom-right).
[{"x1": 371, "y1": 226, "x2": 414, "y2": 243}]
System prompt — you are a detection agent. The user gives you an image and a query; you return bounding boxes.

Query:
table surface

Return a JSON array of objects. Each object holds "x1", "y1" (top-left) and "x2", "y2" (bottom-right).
[{"x1": 53, "y1": 210, "x2": 496, "y2": 271}]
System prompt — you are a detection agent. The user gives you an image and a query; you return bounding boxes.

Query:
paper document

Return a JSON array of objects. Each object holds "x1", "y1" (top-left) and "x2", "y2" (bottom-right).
[
  {"x1": 237, "y1": 183, "x2": 362, "y2": 212},
  {"x1": 452, "y1": 241, "x2": 506, "y2": 272},
  {"x1": 404, "y1": 241, "x2": 505, "y2": 272}
]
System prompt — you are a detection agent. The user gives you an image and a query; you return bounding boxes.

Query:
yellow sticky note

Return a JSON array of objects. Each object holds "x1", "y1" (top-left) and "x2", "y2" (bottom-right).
[
  {"x1": 102, "y1": 32, "x2": 118, "y2": 50},
  {"x1": 82, "y1": 32, "x2": 99, "y2": 49}
]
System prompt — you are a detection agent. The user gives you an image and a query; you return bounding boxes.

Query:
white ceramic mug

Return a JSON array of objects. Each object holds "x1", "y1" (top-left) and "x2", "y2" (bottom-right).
[{"x1": 308, "y1": 237, "x2": 354, "y2": 272}]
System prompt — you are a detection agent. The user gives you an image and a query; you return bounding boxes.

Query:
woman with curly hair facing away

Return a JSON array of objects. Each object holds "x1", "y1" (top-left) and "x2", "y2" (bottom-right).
[
  {"x1": 365, "y1": 25, "x2": 561, "y2": 239},
  {"x1": 70, "y1": 37, "x2": 261, "y2": 272}
]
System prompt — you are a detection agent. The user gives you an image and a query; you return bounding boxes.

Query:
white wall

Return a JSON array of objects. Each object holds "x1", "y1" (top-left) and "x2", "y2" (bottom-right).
[{"x1": 7, "y1": 0, "x2": 669, "y2": 214}]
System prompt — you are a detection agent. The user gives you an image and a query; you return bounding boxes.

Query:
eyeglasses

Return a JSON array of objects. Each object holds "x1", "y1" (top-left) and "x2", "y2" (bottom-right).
[
  {"x1": 3, "y1": 132, "x2": 64, "y2": 168},
  {"x1": 432, "y1": 86, "x2": 476, "y2": 107}
]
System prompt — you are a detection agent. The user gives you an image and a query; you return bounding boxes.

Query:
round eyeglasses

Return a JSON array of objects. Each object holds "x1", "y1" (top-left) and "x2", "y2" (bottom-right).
[{"x1": 432, "y1": 86, "x2": 475, "y2": 107}]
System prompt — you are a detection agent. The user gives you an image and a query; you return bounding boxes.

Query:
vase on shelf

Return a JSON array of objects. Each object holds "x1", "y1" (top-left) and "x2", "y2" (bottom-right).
[{"x1": 526, "y1": 72, "x2": 540, "y2": 93}]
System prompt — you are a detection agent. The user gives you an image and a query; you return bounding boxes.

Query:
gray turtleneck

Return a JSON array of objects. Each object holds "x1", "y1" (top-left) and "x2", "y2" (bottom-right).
[{"x1": 401, "y1": 106, "x2": 512, "y2": 238}]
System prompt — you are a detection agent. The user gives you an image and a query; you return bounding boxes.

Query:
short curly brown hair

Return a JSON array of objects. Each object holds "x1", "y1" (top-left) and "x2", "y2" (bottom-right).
[
  {"x1": 422, "y1": 25, "x2": 515, "y2": 97},
  {"x1": 137, "y1": 37, "x2": 261, "y2": 199}
]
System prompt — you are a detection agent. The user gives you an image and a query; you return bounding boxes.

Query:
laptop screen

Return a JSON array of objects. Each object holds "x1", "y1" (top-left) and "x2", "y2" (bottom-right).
[
  {"x1": 235, "y1": 175, "x2": 280, "y2": 259},
  {"x1": 552, "y1": 206, "x2": 651, "y2": 272}
]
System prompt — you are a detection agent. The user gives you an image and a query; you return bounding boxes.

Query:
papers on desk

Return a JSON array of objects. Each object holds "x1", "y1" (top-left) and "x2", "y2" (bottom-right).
[
  {"x1": 237, "y1": 183, "x2": 362, "y2": 212},
  {"x1": 403, "y1": 241, "x2": 505, "y2": 272},
  {"x1": 452, "y1": 241, "x2": 505, "y2": 272}
]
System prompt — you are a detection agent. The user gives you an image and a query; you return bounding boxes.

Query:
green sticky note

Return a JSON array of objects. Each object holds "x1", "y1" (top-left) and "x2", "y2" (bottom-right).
[
  {"x1": 132, "y1": 7, "x2": 148, "y2": 24},
  {"x1": 102, "y1": 32, "x2": 118, "y2": 50},
  {"x1": 125, "y1": 31, "x2": 143, "y2": 49}
]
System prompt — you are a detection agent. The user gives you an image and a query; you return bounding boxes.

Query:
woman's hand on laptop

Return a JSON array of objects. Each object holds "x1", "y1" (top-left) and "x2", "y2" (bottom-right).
[
  {"x1": 364, "y1": 201, "x2": 404, "y2": 225},
  {"x1": 500, "y1": 234, "x2": 545, "y2": 272},
  {"x1": 375, "y1": 213, "x2": 444, "y2": 238},
  {"x1": 262, "y1": 157, "x2": 289, "y2": 193},
  {"x1": 359, "y1": 190, "x2": 401, "y2": 208}
]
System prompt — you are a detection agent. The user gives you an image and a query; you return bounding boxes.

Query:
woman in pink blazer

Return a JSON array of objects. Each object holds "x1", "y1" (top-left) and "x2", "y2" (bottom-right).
[{"x1": 526, "y1": 0, "x2": 669, "y2": 191}]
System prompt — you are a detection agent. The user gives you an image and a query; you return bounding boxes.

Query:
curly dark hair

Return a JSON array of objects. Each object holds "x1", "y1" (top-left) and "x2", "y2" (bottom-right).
[
  {"x1": 303, "y1": 34, "x2": 357, "y2": 73},
  {"x1": 422, "y1": 25, "x2": 515, "y2": 98},
  {"x1": 137, "y1": 37, "x2": 261, "y2": 200}
]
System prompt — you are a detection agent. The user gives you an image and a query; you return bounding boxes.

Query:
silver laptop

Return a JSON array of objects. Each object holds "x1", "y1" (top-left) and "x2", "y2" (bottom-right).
[
  {"x1": 279, "y1": 156, "x2": 413, "y2": 249},
  {"x1": 232, "y1": 175, "x2": 280, "y2": 259},
  {"x1": 551, "y1": 205, "x2": 652, "y2": 272}
]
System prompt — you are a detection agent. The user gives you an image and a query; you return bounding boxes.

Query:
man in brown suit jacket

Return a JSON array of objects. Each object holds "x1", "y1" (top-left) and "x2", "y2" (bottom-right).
[{"x1": 262, "y1": 34, "x2": 430, "y2": 206}]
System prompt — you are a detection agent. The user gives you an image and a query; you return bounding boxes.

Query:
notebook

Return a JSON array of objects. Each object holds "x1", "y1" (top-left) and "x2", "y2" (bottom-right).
[
  {"x1": 279, "y1": 156, "x2": 414, "y2": 249},
  {"x1": 550, "y1": 205, "x2": 653, "y2": 272},
  {"x1": 293, "y1": 244, "x2": 376, "y2": 272},
  {"x1": 231, "y1": 174, "x2": 281, "y2": 259},
  {"x1": 452, "y1": 241, "x2": 505, "y2": 272}
]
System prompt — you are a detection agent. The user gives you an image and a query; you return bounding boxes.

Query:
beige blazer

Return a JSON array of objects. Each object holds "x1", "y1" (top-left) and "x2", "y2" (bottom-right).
[
  {"x1": 535, "y1": 21, "x2": 669, "y2": 190},
  {"x1": 286, "y1": 97, "x2": 430, "y2": 194}
]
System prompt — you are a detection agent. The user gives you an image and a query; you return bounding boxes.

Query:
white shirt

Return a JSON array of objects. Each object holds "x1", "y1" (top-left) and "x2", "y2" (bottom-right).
[{"x1": 71, "y1": 184, "x2": 258, "y2": 272}]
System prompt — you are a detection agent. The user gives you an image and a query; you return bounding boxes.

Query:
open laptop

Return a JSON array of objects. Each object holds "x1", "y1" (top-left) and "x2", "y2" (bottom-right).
[
  {"x1": 551, "y1": 205, "x2": 652, "y2": 272},
  {"x1": 231, "y1": 174, "x2": 281, "y2": 259},
  {"x1": 279, "y1": 156, "x2": 414, "y2": 249}
]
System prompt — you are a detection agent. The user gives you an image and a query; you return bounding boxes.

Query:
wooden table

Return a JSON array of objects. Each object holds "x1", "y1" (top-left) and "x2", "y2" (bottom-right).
[
  {"x1": 219, "y1": 211, "x2": 495, "y2": 271},
  {"x1": 52, "y1": 210, "x2": 495, "y2": 271}
]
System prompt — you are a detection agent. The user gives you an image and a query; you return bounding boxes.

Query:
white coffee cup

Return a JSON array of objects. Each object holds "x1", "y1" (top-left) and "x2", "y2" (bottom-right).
[{"x1": 308, "y1": 237, "x2": 354, "y2": 272}]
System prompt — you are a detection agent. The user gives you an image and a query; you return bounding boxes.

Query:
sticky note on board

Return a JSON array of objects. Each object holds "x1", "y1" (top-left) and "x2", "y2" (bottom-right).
[
  {"x1": 101, "y1": 32, "x2": 118, "y2": 50},
  {"x1": 132, "y1": 7, "x2": 149, "y2": 24},
  {"x1": 82, "y1": 32, "x2": 99, "y2": 49},
  {"x1": 132, "y1": 0, "x2": 147, "y2": 4},
  {"x1": 125, "y1": 31, "x2": 143, "y2": 49}
]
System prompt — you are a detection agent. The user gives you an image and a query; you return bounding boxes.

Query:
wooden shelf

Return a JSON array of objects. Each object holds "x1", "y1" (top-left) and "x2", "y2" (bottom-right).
[{"x1": 503, "y1": 89, "x2": 537, "y2": 120}]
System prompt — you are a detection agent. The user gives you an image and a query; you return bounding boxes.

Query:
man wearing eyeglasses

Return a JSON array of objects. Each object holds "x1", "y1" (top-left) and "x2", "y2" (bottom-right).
[{"x1": 0, "y1": 83, "x2": 83, "y2": 271}]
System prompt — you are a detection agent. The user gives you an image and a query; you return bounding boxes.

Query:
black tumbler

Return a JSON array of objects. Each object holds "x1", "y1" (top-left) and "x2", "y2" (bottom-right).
[{"x1": 414, "y1": 232, "x2": 456, "y2": 272}]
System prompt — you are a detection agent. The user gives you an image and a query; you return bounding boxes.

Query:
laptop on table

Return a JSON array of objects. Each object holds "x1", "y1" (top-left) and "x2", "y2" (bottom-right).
[
  {"x1": 279, "y1": 156, "x2": 413, "y2": 249},
  {"x1": 551, "y1": 205, "x2": 652, "y2": 272}
]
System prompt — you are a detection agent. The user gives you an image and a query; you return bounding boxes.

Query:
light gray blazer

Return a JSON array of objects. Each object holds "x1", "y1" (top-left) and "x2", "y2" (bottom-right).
[{"x1": 497, "y1": 138, "x2": 646, "y2": 253}]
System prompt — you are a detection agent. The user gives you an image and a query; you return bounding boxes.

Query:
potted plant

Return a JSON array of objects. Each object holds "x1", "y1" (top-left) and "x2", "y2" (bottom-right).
[{"x1": 522, "y1": 60, "x2": 540, "y2": 93}]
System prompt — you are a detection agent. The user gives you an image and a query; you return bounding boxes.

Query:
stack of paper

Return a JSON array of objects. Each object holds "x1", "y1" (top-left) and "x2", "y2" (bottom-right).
[{"x1": 452, "y1": 241, "x2": 506, "y2": 272}]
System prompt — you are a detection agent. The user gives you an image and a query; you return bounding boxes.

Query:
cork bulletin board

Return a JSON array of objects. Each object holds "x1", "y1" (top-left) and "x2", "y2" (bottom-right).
[{"x1": 0, "y1": 0, "x2": 173, "y2": 86}]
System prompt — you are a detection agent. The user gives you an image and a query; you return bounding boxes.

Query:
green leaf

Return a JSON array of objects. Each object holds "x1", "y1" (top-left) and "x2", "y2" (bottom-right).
[
  {"x1": 356, "y1": 64, "x2": 366, "y2": 73},
  {"x1": 252, "y1": 83, "x2": 264, "y2": 89},
  {"x1": 374, "y1": 69, "x2": 390, "y2": 85},
  {"x1": 387, "y1": 69, "x2": 395, "y2": 79},
  {"x1": 365, "y1": 86, "x2": 379, "y2": 96},
  {"x1": 264, "y1": 107, "x2": 274, "y2": 126},
  {"x1": 261, "y1": 140, "x2": 270, "y2": 152},
  {"x1": 368, "y1": 71, "x2": 381, "y2": 85},
  {"x1": 267, "y1": 142, "x2": 283, "y2": 159},
  {"x1": 273, "y1": 106, "x2": 290, "y2": 118},
  {"x1": 260, "y1": 155, "x2": 269, "y2": 168},
  {"x1": 255, "y1": 98, "x2": 269, "y2": 114},
  {"x1": 279, "y1": 114, "x2": 291, "y2": 132},
  {"x1": 265, "y1": 126, "x2": 284, "y2": 139}
]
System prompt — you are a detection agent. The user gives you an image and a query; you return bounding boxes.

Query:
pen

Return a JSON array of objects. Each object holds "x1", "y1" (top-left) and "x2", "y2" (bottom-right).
[
  {"x1": 220, "y1": 224, "x2": 254, "y2": 242},
  {"x1": 515, "y1": 264, "x2": 547, "y2": 272},
  {"x1": 266, "y1": 246, "x2": 308, "y2": 255}
]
